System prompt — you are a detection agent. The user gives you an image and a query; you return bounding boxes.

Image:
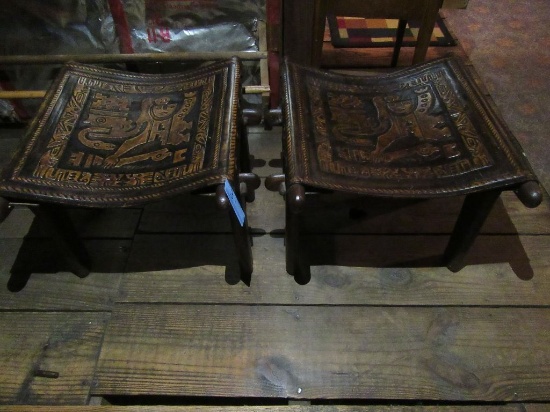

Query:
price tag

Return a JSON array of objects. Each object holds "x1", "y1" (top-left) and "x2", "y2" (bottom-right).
[{"x1": 224, "y1": 179, "x2": 245, "y2": 226}]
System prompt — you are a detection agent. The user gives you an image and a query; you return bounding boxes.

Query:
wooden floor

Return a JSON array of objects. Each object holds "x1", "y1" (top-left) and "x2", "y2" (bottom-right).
[{"x1": 1, "y1": 45, "x2": 550, "y2": 411}]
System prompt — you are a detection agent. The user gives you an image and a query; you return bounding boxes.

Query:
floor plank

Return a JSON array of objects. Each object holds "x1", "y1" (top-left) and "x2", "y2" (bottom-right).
[
  {"x1": 0, "y1": 312, "x2": 109, "y2": 405},
  {"x1": 0, "y1": 405, "x2": 548, "y2": 412},
  {"x1": 119, "y1": 234, "x2": 550, "y2": 306},
  {"x1": 138, "y1": 187, "x2": 550, "y2": 237},
  {"x1": 249, "y1": 190, "x2": 550, "y2": 236},
  {"x1": 93, "y1": 305, "x2": 550, "y2": 401},
  {"x1": 248, "y1": 126, "x2": 284, "y2": 179},
  {"x1": 0, "y1": 239, "x2": 129, "y2": 310}
]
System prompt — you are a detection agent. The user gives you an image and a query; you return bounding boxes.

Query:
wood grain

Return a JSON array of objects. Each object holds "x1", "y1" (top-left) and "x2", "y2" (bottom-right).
[
  {"x1": 0, "y1": 312, "x2": 109, "y2": 404},
  {"x1": 0, "y1": 239, "x2": 129, "y2": 310},
  {"x1": 0, "y1": 405, "x2": 547, "y2": 412},
  {"x1": 119, "y1": 234, "x2": 550, "y2": 305},
  {"x1": 94, "y1": 304, "x2": 550, "y2": 401},
  {"x1": 136, "y1": 185, "x2": 550, "y2": 237},
  {"x1": 25, "y1": 209, "x2": 141, "y2": 240},
  {"x1": 0, "y1": 207, "x2": 140, "y2": 240},
  {"x1": 248, "y1": 190, "x2": 550, "y2": 236}
]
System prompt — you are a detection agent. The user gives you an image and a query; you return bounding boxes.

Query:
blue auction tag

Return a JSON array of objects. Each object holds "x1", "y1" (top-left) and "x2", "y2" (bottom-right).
[{"x1": 224, "y1": 179, "x2": 245, "y2": 226}]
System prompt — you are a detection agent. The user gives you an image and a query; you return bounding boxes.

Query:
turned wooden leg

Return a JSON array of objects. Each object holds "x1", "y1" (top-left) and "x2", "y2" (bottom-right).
[
  {"x1": 391, "y1": 19, "x2": 407, "y2": 67},
  {"x1": 216, "y1": 184, "x2": 253, "y2": 286},
  {"x1": 286, "y1": 184, "x2": 310, "y2": 284},
  {"x1": 239, "y1": 172, "x2": 261, "y2": 204},
  {"x1": 31, "y1": 204, "x2": 91, "y2": 278},
  {"x1": 514, "y1": 180, "x2": 543, "y2": 208},
  {"x1": 443, "y1": 189, "x2": 501, "y2": 272}
]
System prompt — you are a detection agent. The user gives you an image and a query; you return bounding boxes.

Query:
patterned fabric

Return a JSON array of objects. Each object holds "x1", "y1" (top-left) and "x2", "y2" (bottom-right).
[{"x1": 327, "y1": 14, "x2": 456, "y2": 48}]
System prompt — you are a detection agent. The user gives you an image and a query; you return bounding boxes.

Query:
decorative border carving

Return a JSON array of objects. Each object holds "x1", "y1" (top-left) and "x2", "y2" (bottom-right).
[
  {"x1": 282, "y1": 56, "x2": 536, "y2": 197},
  {"x1": 0, "y1": 59, "x2": 242, "y2": 207}
]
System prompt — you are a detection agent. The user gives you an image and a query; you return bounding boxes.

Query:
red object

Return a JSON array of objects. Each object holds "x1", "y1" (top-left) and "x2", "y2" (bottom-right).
[
  {"x1": 266, "y1": 0, "x2": 281, "y2": 108},
  {"x1": 108, "y1": 0, "x2": 134, "y2": 54}
]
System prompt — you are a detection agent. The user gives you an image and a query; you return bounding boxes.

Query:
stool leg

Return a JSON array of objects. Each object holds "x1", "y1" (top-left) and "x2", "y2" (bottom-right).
[
  {"x1": 443, "y1": 190, "x2": 501, "y2": 272},
  {"x1": 229, "y1": 209, "x2": 253, "y2": 286},
  {"x1": 31, "y1": 205, "x2": 91, "y2": 278},
  {"x1": 391, "y1": 19, "x2": 407, "y2": 67},
  {"x1": 239, "y1": 173, "x2": 261, "y2": 204},
  {"x1": 286, "y1": 184, "x2": 310, "y2": 284},
  {"x1": 216, "y1": 184, "x2": 253, "y2": 286}
]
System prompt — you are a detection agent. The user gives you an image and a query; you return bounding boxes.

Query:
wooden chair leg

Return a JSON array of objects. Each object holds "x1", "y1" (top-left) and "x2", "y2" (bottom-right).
[
  {"x1": 411, "y1": 0, "x2": 441, "y2": 64},
  {"x1": 443, "y1": 190, "x2": 502, "y2": 272},
  {"x1": 286, "y1": 184, "x2": 310, "y2": 284},
  {"x1": 391, "y1": 19, "x2": 407, "y2": 67},
  {"x1": 31, "y1": 204, "x2": 91, "y2": 278}
]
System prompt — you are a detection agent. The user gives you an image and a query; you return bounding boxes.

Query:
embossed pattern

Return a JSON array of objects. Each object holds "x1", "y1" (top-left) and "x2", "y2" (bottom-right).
[
  {"x1": 0, "y1": 59, "x2": 241, "y2": 207},
  {"x1": 282, "y1": 56, "x2": 537, "y2": 197}
]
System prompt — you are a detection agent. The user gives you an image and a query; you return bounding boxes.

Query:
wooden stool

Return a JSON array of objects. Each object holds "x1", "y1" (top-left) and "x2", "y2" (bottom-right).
[
  {"x1": 267, "y1": 56, "x2": 542, "y2": 284},
  {"x1": 0, "y1": 58, "x2": 259, "y2": 286}
]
